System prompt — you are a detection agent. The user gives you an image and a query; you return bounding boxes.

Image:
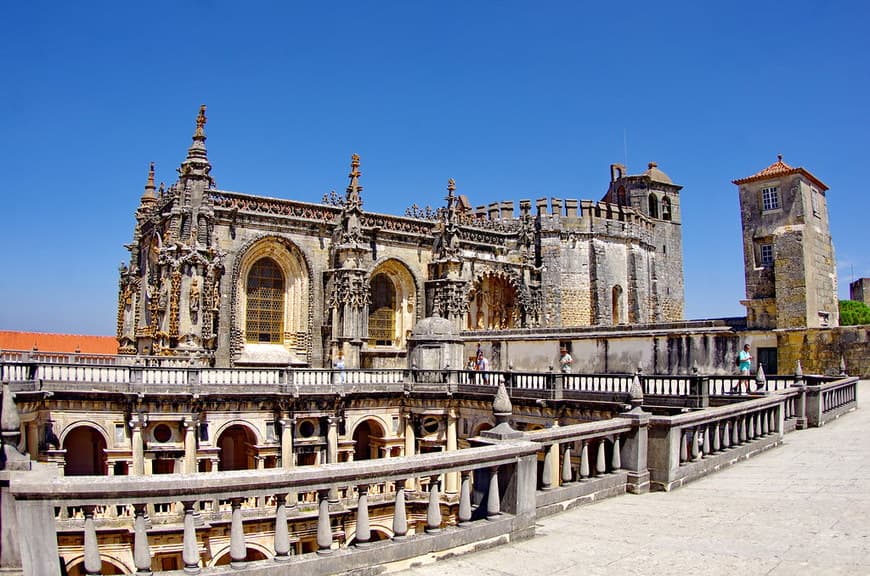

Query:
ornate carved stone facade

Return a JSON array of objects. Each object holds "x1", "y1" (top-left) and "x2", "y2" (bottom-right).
[{"x1": 118, "y1": 107, "x2": 687, "y2": 368}]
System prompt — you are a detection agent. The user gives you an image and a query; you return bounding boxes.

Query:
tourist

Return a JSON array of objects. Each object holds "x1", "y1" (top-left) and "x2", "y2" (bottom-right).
[
  {"x1": 559, "y1": 348, "x2": 574, "y2": 374},
  {"x1": 476, "y1": 350, "x2": 489, "y2": 384},
  {"x1": 738, "y1": 344, "x2": 752, "y2": 394},
  {"x1": 335, "y1": 353, "x2": 346, "y2": 383}
]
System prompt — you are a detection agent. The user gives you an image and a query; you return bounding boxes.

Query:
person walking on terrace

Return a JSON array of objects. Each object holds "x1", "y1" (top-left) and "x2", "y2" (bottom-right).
[
  {"x1": 559, "y1": 348, "x2": 574, "y2": 374},
  {"x1": 738, "y1": 344, "x2": 752, "y2": 394}
]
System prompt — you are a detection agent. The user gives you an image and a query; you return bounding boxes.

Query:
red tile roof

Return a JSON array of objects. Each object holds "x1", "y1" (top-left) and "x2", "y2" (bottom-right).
[
  {"x1": 0, "y1": 331, "x2": 118, "y2": 354},
  {"x1": 733, "y1": 155, "x2": 828, "y2": 191}
]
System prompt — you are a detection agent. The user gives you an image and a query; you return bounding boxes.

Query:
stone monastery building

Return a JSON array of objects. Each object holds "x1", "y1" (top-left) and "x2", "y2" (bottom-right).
[{"x1": 118, "y1": 106, "x2": 685, "y2": 369}]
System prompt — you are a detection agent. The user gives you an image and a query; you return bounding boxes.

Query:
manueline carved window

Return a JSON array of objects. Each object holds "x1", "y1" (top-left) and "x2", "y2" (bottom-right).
[{"x1": 245, "y1": 258, "x2": 284, "y2": 343}]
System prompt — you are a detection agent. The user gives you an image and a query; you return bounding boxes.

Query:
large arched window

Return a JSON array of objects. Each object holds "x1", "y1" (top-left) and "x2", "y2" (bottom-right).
[
  {"x1": 369, "y1": 273, "x2": 396, "y2": 346},
  {"x1": 246, "y1": 258, "x2": 284, "y2": 343},
  {"x1": 648, "y1": 194, "x2": 659, "y2": 219}
]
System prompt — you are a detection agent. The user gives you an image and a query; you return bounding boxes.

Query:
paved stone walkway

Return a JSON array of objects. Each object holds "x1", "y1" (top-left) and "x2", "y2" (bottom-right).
[{"x1": 393, "y1": 380, "x2": 870, "y2": 576}]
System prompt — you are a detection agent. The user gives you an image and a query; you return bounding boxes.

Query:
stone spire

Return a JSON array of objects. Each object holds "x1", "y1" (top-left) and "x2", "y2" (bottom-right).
[
  {"x1": 140, "y1": 162, "x2": 158, "y2": 206},
  {"x1": 481, "y1": 376, "x2": 523, "y2": 440},
  {"x1": 178, "y1": 105, "x2": 213, "y2": 184}
]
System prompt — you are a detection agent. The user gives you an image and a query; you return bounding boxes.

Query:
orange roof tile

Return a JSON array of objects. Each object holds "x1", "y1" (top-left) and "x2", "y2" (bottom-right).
[
  {"x1": 0, "y1": 331, "x2": 118, "y2": 354},
  {"x1": 733, "y1": 155, "x2": 828, "y2": 191}
]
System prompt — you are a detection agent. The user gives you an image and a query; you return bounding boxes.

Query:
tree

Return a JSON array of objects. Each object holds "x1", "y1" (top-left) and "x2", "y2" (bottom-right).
[{"x1": 839, "y1": 300, "x2": 870, "y2": 326}]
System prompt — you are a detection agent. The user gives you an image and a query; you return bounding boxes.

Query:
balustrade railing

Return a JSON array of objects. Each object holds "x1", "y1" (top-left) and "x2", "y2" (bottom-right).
[{"x1": 9, "y1": 441, "x2": 540, "y2": 575}]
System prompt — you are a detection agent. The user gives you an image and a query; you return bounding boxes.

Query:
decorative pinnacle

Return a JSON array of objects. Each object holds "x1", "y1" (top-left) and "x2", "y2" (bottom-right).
[
  {"x1": 447, "y1": 178, "x2": 456, "y2": 194},
  {"x1": 140, "y1": 162, "x2": 157, "y2": 205},
  {"x1": 195, "y1": 104, "x2": 207, "y2": 137},
  {"x1": 345, "y1": 153, "x2": 363, "y2": 206}
]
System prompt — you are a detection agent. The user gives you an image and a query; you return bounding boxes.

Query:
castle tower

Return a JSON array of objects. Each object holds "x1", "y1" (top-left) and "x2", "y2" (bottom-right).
[
  {"x1": 602, "y1": 162, "x2": 684, "y2": 322},
  {"x1": 733, "y1": 155, "x2": 838, "y2": 329}
]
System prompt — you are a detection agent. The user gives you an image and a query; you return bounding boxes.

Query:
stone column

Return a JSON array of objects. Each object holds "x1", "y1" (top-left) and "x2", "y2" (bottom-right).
[
  {"x1": 392, "y1": 480, "x2": 408, "y2": 540},
  {"x1": 280, "y1": 416, "x2": 297, "y2": 509},
  {"x1": 132, "y1": 503, "x2": 152, "y2": 575},
  {"x1": 403, "y1": 413, "x2": 418, "y2": 491},
  {"x1": 355, "y1": 484, "x2": 371, "y2": 547},
  {"x1": 326, "y1": 416, "x2": 339, "y2": 502},
  {"x1": 316, "y1": 490, "x2": 333, "y2": 554},
  {"x1": 458, "y1": 471, "x2": 472, "y2": 525},
  {"x1": 183, "y1": 418, "x2": 197, "y2": 474},
  {"x1": 229, "y1": 498, "x2": 246, "y2": 568},
  {"x1": 273, "y1": 494, "x2": 290, "y2": 562},
  {"x1": 130, "y1": 415, "x2": 146, "y2": 476},
  {"x1": 445, "y1": 409, "x2": 459, "y2": 493},
  {"x1": 82, "y1": 506, "x2": 101, "y2": 576}
]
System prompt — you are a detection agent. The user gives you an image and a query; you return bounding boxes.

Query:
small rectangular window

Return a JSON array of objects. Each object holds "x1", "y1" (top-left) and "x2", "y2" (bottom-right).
[
  {"x1": 811, "y1": 187, "x2": 820, "y2": 217},
  {"x1": 761, "y1": 186, "x2": 780, "y2": 211},
  {"x1": 760, "y1": 244, "x2": 774, "y2": 266}
]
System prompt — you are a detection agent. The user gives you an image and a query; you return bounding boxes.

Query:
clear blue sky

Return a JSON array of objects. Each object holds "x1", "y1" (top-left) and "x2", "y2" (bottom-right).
[{"x1": 1, "y1": 1, "x2": 867, "y2": 336}]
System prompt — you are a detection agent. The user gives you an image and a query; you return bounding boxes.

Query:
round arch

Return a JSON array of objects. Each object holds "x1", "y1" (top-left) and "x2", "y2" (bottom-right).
[
  {"x1": 211, "y1": 419, "x2": 264, "y2": 446},
  {"x1": 215, "y1": 422, "x2": 260, "y2": 471},
  {"x1": 58, "y1": 420, "x2": 111, "y2": 448},
  {"x1": 65, "y1": 555, "x2": 130, "y2": 575},
  {"x1": 347, "y1": 525, "x2": 393, "y2": 545},
  {"x1": 472, "y1": 422, "x2": 494, "y2": 436},
  {"x1": 351, "y1": 417, "x2": 387, "y2": 461},
  {"x1": 367, "y1": 258, "x2": 418, "y2": 349},
  {"x1": 467, "y1": 270, "x2": 523, "y2": 330},
  {"x1": 210, "y1": 543, "x2": 270, "y2": 567},
  {"x1": 232, "y1": 235, "x2": 313, "y2": 364},
  {"x1": 62, "y1": 423, "x2": 109, "y2": 476}
]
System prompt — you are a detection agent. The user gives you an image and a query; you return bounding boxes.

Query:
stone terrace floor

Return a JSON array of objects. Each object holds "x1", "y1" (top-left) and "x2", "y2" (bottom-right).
[{"x1": 392, "y1": 380, "x2": 870, "y2": 576}]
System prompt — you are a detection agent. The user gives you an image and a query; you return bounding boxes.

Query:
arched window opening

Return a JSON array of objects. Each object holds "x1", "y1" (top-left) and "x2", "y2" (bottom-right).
[
  {"x1": 612, "y1": 285, "x2": 624, "y2": 325},
  {"x1": 368, "y1": 273, "x2": 396, "y2": 346},
  {"x1": 648, "y1": 194, "x2": 659, "y2": 219},
  {"x1": 245, "y1": 258, "x2": 284, "y2": 343},
  {"x1": 63, "y1": 426, "x2": 107, "y2": 476},
  {"x1": 353, "y1": 419, "x2": 386, "y2": 460},
  {"x1": 616, "y1": 186, "x2": 626, "y2": 206},
  {"x1": 661, "y1": 196, "x2": 672, "y2": 221},
  {"x1": 217, "y1": 425, "x2": 256, "y2": 471}
]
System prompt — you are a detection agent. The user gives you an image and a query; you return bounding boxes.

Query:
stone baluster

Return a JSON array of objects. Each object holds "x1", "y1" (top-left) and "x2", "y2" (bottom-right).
[
  {"x1": 316, "y1": 490, "x2": 333, "y2": 554},
  {"x1": 541, "y1": 445, "x2": 553, "y2": 490},
  {"x1": 355, "y1": 484, "x2": 371, "y2": 547},
  {"x1": 712, "y1": 422, "x2": 721, "y2": 453},
  {"x1": 181, "y1": 501, "x2": 200, "y2": 574},
  {"x1": 274, "y1": 494, "x2": 290, "y2": 562},
  {"x1": 702, "y1": 427, "x2": 710, "y2": 457},
  {"x1": 731, "y1": 418, "x2": 740, "y2": 446},
  {"x1": 721, "y1": 421, "x2": 730, "y2": 449},
  {"x1": 132, "y1": 504, "x2": 152, "y2": 575},
  {"x1": 611, "y1": 437, "x2": 621, "y2": 470},
  {"x1": 487, "y1": 466, "x2": 501, "y2": 519},
  {"x1": 679, "y1": 430, "x2": 689, "y2": 463},
  {"x1": 82, "y1": 505, "x2": 101, "y2": 576},
  {"x1": 748, "y1": 414, "x2": 756, "y2": 439},
  {"x1": 458, "y1": 471, "x2": 472, "y2": 525},
  {"x1": 229, "y1": 498, "x2": 246, "y2": 567},
  {"x1": 579, "y1": 442, "x2": 590, "y2": 479},
  {"x1": 596, "y1": 441, "x2": 607, "y2": 475},
  {"x1": 392, "y1": 480, "x2": 408, "y2": 540},
  {"x1": 130, "y1": 415, "x2": 146, "y2": 476},
  {"x1": 562, "y1": 445, "x2": 574, "y2": 483},
  {"x1": 426, "y1": 476, "x2": 442, "y2": 533}
]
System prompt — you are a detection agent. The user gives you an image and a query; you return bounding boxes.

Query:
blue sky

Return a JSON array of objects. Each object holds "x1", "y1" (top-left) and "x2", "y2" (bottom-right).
[{"x1": 1, "y1": 1, "x2": 867, "y2": 336}]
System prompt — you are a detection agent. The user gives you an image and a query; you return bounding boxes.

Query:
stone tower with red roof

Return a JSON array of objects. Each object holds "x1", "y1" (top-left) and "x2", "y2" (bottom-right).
[{"x1": 733, "y1": 156, "x2": 838, "y2": 329}]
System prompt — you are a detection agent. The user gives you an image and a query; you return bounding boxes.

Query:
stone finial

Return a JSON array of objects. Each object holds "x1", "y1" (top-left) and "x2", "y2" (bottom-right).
[
  {"x1": 1, "y1": 383, "x2": 30, "y2": 470},
  {"x1": 481, "y1": 376, "x2": 523, "y2": 441},
  {"x1": 492, "y1": 377, "x2": 512, "y2": 421},
  {"x1": 795, "y1": 359, "x2": 803, "y2": 380},
  {"x1": 628, "y1": 372, "x2": 644, "y2": 412},
  {"x1": 839, "y1": 355, "x2": 847, "y2": 376},
  {"x1": 755, "y1": 362, "x2": 767, "y2": 393},
  {"x1": 195, "y1": 104, "x2": 207, "y2": 135}
]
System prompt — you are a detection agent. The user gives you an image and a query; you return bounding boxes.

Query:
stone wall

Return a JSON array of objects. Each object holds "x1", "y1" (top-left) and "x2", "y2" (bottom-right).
[{"x1": 776, "y1": 326, "x2": 870, "y2": 377}]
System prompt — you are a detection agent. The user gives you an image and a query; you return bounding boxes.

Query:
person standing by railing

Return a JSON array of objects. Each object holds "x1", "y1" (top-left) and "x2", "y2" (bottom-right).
[
  {"x1": 334, "y1": 353, "x2": 346, "y2": 384},
  {"x1": 559, "y1": 348, "x2": 574, "y2": 374},
  {"x1": 476, "y1": 349, "x2": 489, "y2": 384},
  {"x1": 738, "y1": 344, "x2": 752, "y2": 394}
]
